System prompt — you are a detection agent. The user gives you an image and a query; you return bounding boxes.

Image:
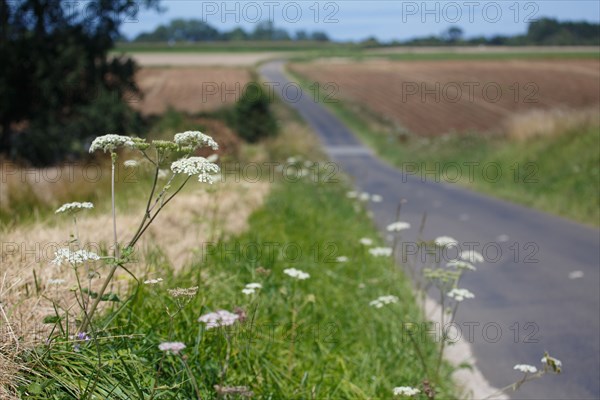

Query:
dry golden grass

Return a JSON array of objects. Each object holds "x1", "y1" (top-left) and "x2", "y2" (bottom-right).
[
  {"x1": 0, "y1": 177, "x2": 269, "y2": 396},
  {"x1": 504, "y1": 105, "x2": 600, "y2": 140}
]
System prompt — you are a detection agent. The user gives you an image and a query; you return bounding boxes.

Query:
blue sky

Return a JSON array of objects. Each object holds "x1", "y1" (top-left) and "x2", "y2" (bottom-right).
[{"x1": 121, "y1": 1, "x2": 600, "y2": 41}]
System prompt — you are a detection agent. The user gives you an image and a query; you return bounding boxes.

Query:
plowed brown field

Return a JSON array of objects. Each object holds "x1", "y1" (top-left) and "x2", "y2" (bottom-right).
[
  {"x1": 289, "y1": 59, "x2": 600, "y2": 136},
  {"x1": 132, "y1": 67, "x2": 251, "y2": 115}
]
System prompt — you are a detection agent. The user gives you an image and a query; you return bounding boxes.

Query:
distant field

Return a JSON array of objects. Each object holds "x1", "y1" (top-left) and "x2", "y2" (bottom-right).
[
  {"x1": 132, "y1": 67, "x2": 251, "y2": 115},
  {"x1": 289, "y1": 59, "x2": 600, "y2": 135}
]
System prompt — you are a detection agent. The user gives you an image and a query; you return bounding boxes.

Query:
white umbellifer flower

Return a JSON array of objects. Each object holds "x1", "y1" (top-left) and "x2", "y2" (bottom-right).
[
  {"x1": 541, "y1": 356, "x2": 562, "y2": 368},
  {"x1": 283, "y1": 268, "x2": 310, "y2": 280},
  {"x1": 369, "y1": 247, "x2": 393, "y2": 257},
  {"x1": 446, "y1": 260, "x2": 476, "y2": 271},
  {"x1": 347, "y1": 191, "x2": 358, "y2": 199},
  {"x1": 124, "y1": 160, "x2": 138, "y2": 167},
  {"x1": 52, "y1": 249, "x2": 100, "y2": 266},
  {"x1": 434, "y1": 236, "x2": 458, "y2": 247},
  {"x1": 144, "y1": 278, "x2": 163, "y2": 285},
  {"x1": 387, "y1": 221, "x2": 411, "y2": 232},
  {"x1": 174, "y1": 131, "x2": 218, "y2": 150},
  {"x1": 198, "y1": 310, "x2": 239, "y2": 329},
  {"x1": 336, "y1": 256, "x2": 349, "y2": 262},
  {"x1": 171, "y1": 157, "x2": 220, "y2": 183},
  {"x1": 447, "y1": 288, "x2": 475, "y2": 302},
  {"x1": 168, "y1": 286, "x2": 198, "y2": 298},
  {"x1": 158, "y1": 342, "x2": 186, "y2": 354},
  {"x1": 460, "y1": 250, "x2": 484, "y2": 263},
  {"x1": 47, "y1": 278, "x2": 65, "y2": 285},
  {"x1": 393, "y1": 386, "x2": 420, "y2": 397},
  {"x1": 242, "y1": 288, "x2": 256, "y2": 295},
  {"x1": 514, "y1": 364, "x2": 538, "y2": 374},
  {"x1": 89, "y1": 134, "x2": 135, "y2": 153},
  {"x1": 369, "y1": 295, "x2": 399, "y2": 308},
  {"x1": 371, "y1": 194, "x2": 383, "y2": 202},
  {"x1": 286, "y1": 156, "x2": 297, "y2": 164},
  {"x1": 359, "y1": 238, "x2": 373, "y2": 246},
  {"x1": 55, "y1": 202, "x2": 94, "y2": 214},
  {"x1": 245, "y1": 283, "x2": 262, "y2": 289},
  {"x1": 359, "y1": 192, "x2": 370, "y2": 202},
  {"x1": 207, "y1": 153, "x2": 219, "y2": 163}
]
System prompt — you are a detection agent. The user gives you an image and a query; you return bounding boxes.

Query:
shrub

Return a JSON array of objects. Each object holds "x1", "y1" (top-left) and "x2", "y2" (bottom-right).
[{"x1": 230, "y1": 83, "x2": 278, "y2": 143}]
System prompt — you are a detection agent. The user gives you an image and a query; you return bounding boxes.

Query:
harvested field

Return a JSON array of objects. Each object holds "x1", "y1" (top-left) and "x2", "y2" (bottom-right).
[
  {"x1": 132, "y1": 67, "x2": 252, "y2": 115},
  {"x1": 289, "y1": 59, "x2": 600, "y2": 136}
]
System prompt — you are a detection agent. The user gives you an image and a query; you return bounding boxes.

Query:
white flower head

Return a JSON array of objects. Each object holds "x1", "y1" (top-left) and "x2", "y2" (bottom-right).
[
  {"x1": 242, "y1": 288, "x2": 256, "y2": 295},
  {"x1": 336, "y1": 256, "x2": 349, "y2": 262},
  {"x1": 369, "y1": 295, "x2": 399, "y2": 308},
  {"x1": 387, "y1": 221, "x2": 411, "y2": 232},
  {"x1": 89, "y1": 134, "x2": 135, "y2": 153},
  {"x1": 174, "y1": 131, "x2": 218, "y2": 150},
  {"x1": 541, "y1": 355, "x2": 562, "y2": 369},
  {"x1": 447, "y1": 288, "x2": 475, "y2": 302},
  {"x1": 369, "y1": 247, "x2": 393, "y2": 257},
  {"x1": 371, "y1": 194, "x2": 383, "y2": 202},
  {"x1": 346, "y1": 191, "x2": 358, "y2": 199},
  {"x1": 446, "y1": 260, "x2": 476, "y2": 271},
  {"x1": 198, "y1": 310, "x2": 239, "y2": 329},
  {"x1": 393, "y1": 386, "x2": 420, "y2": 397},
  {"x1": 144, "y1": 278, "x2": 163, "y2": 285},
  {"x1": 283, "y1": 268, "x2": 310, "y2": 280},
  {"x1": 242, "y1": 282, "x2": 262, "y2": 295},
  {"x1": 124, "y1": 160, "x2": 138, "y2": 168},
  {"x1": 171, "y1": 157, "x2": 220, "y2": 184},
  {"x1": 460, "y1": 250, "x2": 484, "y2": 263},
  {"x1": 514, "y1": 364, "x2": 538, "y2": 374},
  {"x1": 435, "y1": 236, "x2": 458, "y2": 248},
  {"x1": 359, "y1": 238, "x2": 373, "y2": 246},
  {"x1": 52, "y1": 249, "x2": 100, "y2": 266},
  {"x1": 55, "y1": 202, "x2": 94, "y2": 214},
  {"x1": 158, "y1": 342, "x2": 186, "y2": 354},
  {"x1": 359, "y1": 192, "x2": 370, "y2": 202}
]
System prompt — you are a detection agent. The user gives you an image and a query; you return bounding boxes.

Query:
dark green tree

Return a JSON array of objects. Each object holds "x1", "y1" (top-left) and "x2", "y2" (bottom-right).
[
  {"x1": 0, "y1": 0, "x2": 161, "y2": 165},
  {"x1": 230, "y1": 83, "x2": 277, "y2": 143}
]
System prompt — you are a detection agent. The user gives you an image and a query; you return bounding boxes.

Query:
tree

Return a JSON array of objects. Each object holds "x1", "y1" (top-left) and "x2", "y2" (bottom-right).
[
  {"x1": 0, "y1": 0, "x2": 161, "y2": 164},
  {"x1": 443, "y1": 26, "x2": 464, "y2": 43},
  {"x1": 230, "y1": 83, "x2": 277, "y2": 143}
]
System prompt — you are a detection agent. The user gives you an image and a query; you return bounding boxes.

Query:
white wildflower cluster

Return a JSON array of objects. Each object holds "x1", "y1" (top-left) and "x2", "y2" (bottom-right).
[
  {"x1": 55, "y1": 202, "x2": 94, "y2": 214},
  {"x1": 336, "y1": 256, "x2": 349, "y2": 262},
  {"x1": 158, "y1": 341, "x2": 186, "y2": 354},
  {"x1": 171, "y1": 157, "x2": 220, "y2": 183},
  {"x1": 369, "y1": 295, "x2": 399, "y2": 308},
  {"x1": 541, "y1": 355, "x2": 562, "y2": 371},
  {"x1": 387, "y1": 221, "x2": 411, "y2": 232},
  {"x1": 359, "y1": 237, "x2": 373, "y2": 246},
  {"x1": 144, "y1": 278, "x2": 163, "y2": 285},
  {"x1": 447, "y1": 288, "x2": 475, "y2": 302},
  {"x1": 174, "y1": 131, "x2": 218, "y2": 150},
  {"x1": 434, "y1": 236, "x2": 458, "y2": 248},
  {"x1": 124, "y1": 160, "x2": 138, "y2": 167},
  {"x1": 347, "y1": 191, "x2": 382, "y2": 203},
  {"x1": 460, "y1": 250, "x2": 484, "y2": 263},
  {"x1": 168, "y1": 286, "x2": 198, "y2": 298},
  {"x1": 89, "y1": 134, "x2": 134, "y2": 153},
  {"x1": 283, "y1": 268, "x2": 310, "y2": 280},
  {"x1": 368, "y1": 247, "x2": 393, "y2": 257},
  {"x1": 52, "y1": 249, "x2": 100, "y2": 266},
  {"x1": 393, "y1": 386, "x2": 420, "y2": 397},
  {"x1": 198, "y1": 310, "x2": 239, "y2": 329},
  {"x1": 514, "y1": 364, "x2": 538, "y2": 374},
  {"x1": 242, "y1": 282, "x2": 262, "y2": 295},
  {"x1": 446, "y1": 260, "x2": 477, "y2": 271}
]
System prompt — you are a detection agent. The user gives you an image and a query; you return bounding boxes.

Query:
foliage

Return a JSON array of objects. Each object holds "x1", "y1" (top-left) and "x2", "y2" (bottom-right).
[
  {"x1": 0, "y1": 0, "x2": 160, "y2": 165},
  {"x1": 229, "y1": 83, "x2": 278, "y2": 143}
]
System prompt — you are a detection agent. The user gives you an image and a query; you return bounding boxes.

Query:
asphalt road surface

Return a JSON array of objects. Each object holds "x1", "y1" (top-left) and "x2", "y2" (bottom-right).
[{"x1": 260, "y1": 60, "x2": 600, "y2": 400}]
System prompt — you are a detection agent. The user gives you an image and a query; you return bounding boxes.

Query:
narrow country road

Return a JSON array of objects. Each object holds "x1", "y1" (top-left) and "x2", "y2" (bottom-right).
[{"x1": 260, "y1": 60, "x2": 600, "y2": 399}]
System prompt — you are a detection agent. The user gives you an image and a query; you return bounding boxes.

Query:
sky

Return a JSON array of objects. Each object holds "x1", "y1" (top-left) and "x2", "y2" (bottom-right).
[{"x1": 120, "y1": 1, "x2": 600, "y2": 41}]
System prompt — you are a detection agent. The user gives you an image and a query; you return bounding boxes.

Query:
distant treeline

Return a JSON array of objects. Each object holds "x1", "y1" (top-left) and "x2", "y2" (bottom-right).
[
  {"x1": 131, "y1": 18, "x2": 599, "y2": 46},
  {"x1": 133, "y1": 20, "x2": 329, "y2": 42}
]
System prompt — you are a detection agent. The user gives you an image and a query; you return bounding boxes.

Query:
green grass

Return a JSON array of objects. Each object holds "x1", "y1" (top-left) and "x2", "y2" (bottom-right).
[
  {"x1": 381, "y1": 51, "x2": 600, "y2": 61},
  {"x1": 289, "y1": 68, "x2": 600, "y2": 227},
  {"x1": 114, "y1": 41, "x2": 360, "y2": 53},
  {"x1": 19, "y1": 173, "x2": 455, "y2": 399}
]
